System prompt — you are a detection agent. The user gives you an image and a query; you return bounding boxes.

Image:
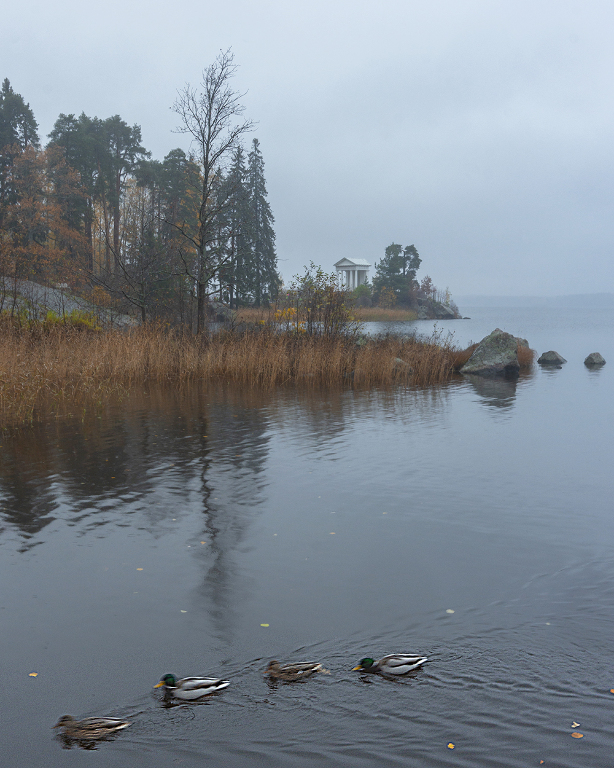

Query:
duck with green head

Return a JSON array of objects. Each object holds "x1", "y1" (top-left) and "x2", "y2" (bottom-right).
[
  {"x1": 154, "y1": 673, "x2": 230, "y2": 700},
  {"x1": 352, "y1": 654, "x2": 428, "y2": 675}
]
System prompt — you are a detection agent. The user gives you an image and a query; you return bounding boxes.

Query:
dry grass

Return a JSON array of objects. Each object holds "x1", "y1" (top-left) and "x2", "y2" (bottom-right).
[
  {"x1": 517, "y1": 343, "x2": 535, "y2": 367},
  {"x1": 0, "y1": 321, "x2": 460, "y2": 425},
  {"x1": 0, "y1": 320, "x2": 535, "y2": 426}
]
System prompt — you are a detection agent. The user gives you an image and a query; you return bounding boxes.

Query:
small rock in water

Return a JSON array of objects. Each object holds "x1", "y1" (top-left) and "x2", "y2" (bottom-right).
[
  {"x1": 538, "y1": 351, "x2": 567, "y2": 365},
  {"x1": 584, "y1": 352, "x2": 606, "y2": 367}
]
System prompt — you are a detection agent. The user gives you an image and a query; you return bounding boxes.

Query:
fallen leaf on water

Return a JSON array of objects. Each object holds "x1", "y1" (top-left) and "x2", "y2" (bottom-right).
[
  {"x1": 136, "y1": 568, "x2": 143, "y2": 571},
  {"x1": 200, "y1": 541, "x2": 206, "y2": 544},
  {"x1": 540, "y1": 761, "x2": 544, "y2": 764},
  {"x1": 260, "y1": 623, "x2": 269, "y2": 627},
  {"x1": 446, "y1": 609, "x2": 455, "y2": 614},
  {"x1": 330, "y1": 532, "x2": 336, "y2": 535},
  {"x1": 610, "y1": 689, "x2": 614, "y2": 694},
  {"x1": 571, "y1": 733, "x2": 583, "y2": 739},
  {"x1": 572, "y1": 722, "x2": 580, "y2": 728},
  {"x1": 29, "y1": 672, "x2": 38, "y2": 677},
  {"x1": 447, "y1": 743, "x2": 454, "y2": 749},
  {"x1": 180, "y1": 610, "x2": 187, "y2": 613}
]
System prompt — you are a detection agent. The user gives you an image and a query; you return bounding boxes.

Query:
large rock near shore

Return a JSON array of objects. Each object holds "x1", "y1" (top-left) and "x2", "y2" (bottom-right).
[{"x1": 460, "y1": 328, "x2": 520, "y2": 377}]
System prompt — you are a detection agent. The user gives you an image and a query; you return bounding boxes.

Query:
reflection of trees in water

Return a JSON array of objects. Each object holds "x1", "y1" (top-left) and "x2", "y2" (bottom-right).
[
  {"x1": 256, "y1": 382, "x2": 459, "y2": 452},
  {"x1": 0, "y1": 385, "x2": 269, "y2": 549},
  {"x1": 0, "y1": 380, "x2": 458, "y2": 634},
  {"x1": 0, "y1": 382, "x2": 458, "y2": 544}
]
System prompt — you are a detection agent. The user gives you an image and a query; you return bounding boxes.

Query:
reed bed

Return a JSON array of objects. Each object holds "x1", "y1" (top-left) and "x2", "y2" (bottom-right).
[
  {"x1": 0, "y1": 321, "x2": 534, "y2": 425},
  {"x1": 0, "y1": 323, "x2": 461, "y2": 425}
]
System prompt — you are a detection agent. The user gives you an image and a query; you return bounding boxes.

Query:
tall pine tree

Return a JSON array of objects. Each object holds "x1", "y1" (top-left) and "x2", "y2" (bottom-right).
[{"x1": 0, "y1": 79, "x2": 40, "y2": 232}]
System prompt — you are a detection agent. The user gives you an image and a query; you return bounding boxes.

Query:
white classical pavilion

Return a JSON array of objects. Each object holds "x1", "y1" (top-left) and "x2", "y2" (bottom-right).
[{"x1": 334, "y1": 258, "x2": 371, "y2": 289}]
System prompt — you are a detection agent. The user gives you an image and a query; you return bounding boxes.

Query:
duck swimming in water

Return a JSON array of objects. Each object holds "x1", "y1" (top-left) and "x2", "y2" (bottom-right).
[
  {"x1": 352, "y1": 654, "x2": 428, "y2": 675},
  {"x1": 154, "y1": 673, "x2": 230, "y2": 700}
]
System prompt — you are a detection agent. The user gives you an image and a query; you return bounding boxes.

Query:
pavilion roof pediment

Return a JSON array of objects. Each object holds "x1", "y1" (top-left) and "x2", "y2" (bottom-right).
[{"x1": 334, "y1": 258, "x2": 371, "y2": 268}]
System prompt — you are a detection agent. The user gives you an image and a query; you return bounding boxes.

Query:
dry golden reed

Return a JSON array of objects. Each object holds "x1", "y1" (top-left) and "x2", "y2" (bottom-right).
[
  {"x1": 0, "y1": 321, "x2": 533, "y2": 425},
  {"x1": 0, "y1": 323, "x2": 456, "y2": 424}
]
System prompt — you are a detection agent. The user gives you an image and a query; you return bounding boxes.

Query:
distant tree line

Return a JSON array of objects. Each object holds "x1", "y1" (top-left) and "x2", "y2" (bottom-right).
[{"x1": 0, "y1": 51, "x2": 280, "y2": 330}]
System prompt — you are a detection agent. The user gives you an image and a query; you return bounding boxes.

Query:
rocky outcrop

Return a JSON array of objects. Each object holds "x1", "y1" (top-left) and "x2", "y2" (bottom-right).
[
  {"x1": 538, "y1": 351, "x2": 567, "y2": 365},
  {"x1": 460, "y1": 328, "x2": 520, "y2": 377},
  {"x1": 584, "y1": 352, "x2": 606, "y2": 367},
  {"x1": 415, "y1": 298, "x2": 460, "y2": 320}
]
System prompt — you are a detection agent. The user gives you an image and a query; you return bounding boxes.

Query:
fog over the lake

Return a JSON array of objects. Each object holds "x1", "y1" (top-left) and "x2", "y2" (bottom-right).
[{"x1": 4, "y1": 0, "x2": 613, "y2": 296}]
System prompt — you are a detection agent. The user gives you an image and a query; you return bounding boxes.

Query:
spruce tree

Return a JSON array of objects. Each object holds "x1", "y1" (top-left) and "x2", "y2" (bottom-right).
[
  {"x1": 245, "y1": 138, "x2": 279, "y2": 306},
  {"x1": 222, "y1": 144, "x2": 251, "y2": 306}
]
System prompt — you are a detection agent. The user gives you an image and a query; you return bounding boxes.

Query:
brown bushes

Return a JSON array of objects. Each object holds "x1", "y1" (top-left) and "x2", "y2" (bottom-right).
[{"x1": 0, "y1": 323, "x2": 460, "y2": 424}]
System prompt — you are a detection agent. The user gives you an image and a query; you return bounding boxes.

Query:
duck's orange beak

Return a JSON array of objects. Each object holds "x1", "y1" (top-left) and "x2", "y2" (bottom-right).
[
  {"x1": 153, "y1": 681, "x2": 165, "y2": 688},
  {"x1": 352, "y1": 665, "x2": 363, "y2": 671}
]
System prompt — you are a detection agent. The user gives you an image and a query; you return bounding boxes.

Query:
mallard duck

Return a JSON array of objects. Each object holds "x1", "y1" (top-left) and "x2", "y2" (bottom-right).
[
  {"x1": 265, "y1": 660, "x2": 330, "y2": 681},
  {"x1": 53, "y1": 715, "x2": 131, "y2": 739},
  {"x1": 154, "y1": 673, "x2": 230, "y2": 700},
  {"x1": 352, "y1": 654, "x2": 428, "y2": 675}
]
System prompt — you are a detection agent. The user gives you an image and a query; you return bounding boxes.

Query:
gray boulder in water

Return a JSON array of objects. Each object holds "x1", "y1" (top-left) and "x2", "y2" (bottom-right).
[
  {"x1": 460, "y1": 328, "x2": 520, "y2": 377},
  {"x1": 584, "y1": 352, "x2": 606, "y2": 367},
  {"x1": 538, "y1": 351, "x2": 567, "y2": 365}
]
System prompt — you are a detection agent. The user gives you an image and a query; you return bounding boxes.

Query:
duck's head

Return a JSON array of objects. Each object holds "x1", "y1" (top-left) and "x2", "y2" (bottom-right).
[
  {"x1": 53, "y1": 715, "x2": 76, "y2": 728},
  {"x1": 352, "y1": 658, "x2": 375, "y2": 671},
  {"x1": 154, "y1": 674, "x2": 177, "y2": 688},
  {"x1": 265, "y1": 661, "x2": 280, "y2": 672}
]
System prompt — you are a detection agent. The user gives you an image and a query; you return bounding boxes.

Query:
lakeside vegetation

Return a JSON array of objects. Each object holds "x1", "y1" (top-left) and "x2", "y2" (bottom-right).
[
  {"x1": 0, "y1": 312, "x2": 537, "y2": 427},
  {"x1": 0, "y1": 320, "x2": 452, "y2": 425}
]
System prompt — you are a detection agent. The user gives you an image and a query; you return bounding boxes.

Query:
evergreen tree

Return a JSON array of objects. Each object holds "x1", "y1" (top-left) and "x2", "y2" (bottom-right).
[
  {"x1": 48, "y1": 113, "x2": 114, "y2": 268},
  {"x1": 0, "y1": 79, "x2": 39, "y2": 150},
  {"x1": 245, "y1": 138, "x2": 279, "y2": 306},
  {"x1": 103, "y1": 115, "x2": 149, "y2": 264},
  {"x1": 373, "y1": 243, "x2": 421, "y2": 302},
  {"x1": 221, "y1": 144, "x2": 251, "y2": 306},
  {"x1": 0, "y1": 79, "x2": 39, "y2": 232}
]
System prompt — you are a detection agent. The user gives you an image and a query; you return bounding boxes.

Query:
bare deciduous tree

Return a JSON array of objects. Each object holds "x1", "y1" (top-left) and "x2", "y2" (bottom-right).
[{"x1": 173, "y1": 49, "x2": 254, "y2": 332}]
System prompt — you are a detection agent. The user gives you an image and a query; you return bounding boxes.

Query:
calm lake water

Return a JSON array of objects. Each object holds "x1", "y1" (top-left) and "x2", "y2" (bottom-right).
[{"x1": 2, "y1": 303, "x2": 614, "y2": 767}]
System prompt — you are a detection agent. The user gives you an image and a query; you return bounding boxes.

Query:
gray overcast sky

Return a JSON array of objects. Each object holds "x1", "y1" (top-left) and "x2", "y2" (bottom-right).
[{"x1": 4, "y1": 0, "x2": 613, "y2": 296}]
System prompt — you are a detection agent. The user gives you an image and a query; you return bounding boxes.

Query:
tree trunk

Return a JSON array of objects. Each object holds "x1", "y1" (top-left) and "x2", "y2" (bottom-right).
[{"x1": 196, "y1": 281, "x2": 205, "y2": 334}]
